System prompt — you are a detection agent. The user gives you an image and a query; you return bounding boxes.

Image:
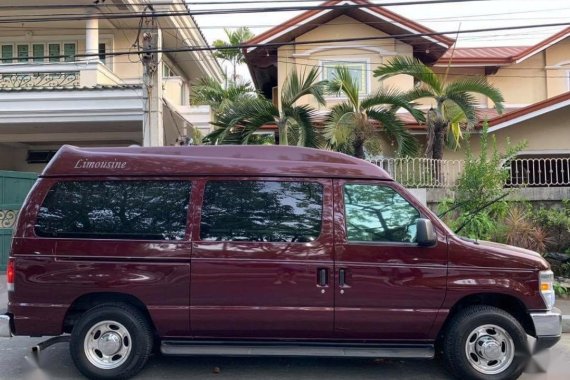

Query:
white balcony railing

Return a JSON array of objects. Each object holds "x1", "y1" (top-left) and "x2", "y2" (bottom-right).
[
  {"x1": 0, "y1": 61, "x2": 123, "y2": 89},
  {"x1": 369, "y1": 157, "x2": 570, "y2": 188}
]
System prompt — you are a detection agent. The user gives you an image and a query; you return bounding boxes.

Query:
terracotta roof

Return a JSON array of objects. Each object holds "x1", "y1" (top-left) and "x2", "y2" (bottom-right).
[
  {"x1": 488, "y1": 90, "x2": 570, "y2": 128},
  {"x1": 437, "y1": 27, "x2": 570, "y2": 66},
  {"x1": 246, "y1": 0, "x2": 454, "y2": 49}
]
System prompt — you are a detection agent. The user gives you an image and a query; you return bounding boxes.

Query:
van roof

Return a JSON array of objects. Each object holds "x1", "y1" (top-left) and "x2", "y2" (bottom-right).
[{"x1": 41, "y1": 145, "x2": 392, "y2": 180}]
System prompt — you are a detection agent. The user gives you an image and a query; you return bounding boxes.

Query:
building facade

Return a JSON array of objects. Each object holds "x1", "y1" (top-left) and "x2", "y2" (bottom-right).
[
  {"x1": 244, "y1": 0, "x2": 570, "y2": 162},
  {"x1": 0, "y1": 0, "x2": 224, "y2": 172}
]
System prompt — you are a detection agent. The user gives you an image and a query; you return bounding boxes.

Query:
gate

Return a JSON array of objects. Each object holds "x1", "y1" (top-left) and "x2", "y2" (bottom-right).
[{"x1": 0, "y1": 171, "x2": 37, "y2": 271}]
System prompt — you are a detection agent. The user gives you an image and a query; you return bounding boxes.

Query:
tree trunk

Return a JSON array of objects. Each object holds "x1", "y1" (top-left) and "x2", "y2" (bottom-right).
[
  {"x1": 278, "y1": 120, "x2": 288, "y2": 146},
  {"x1": 431, "y1": 121, "x2": 447, "y2": 160},
  {"x1": 353, "y1": 137, "x2": 365, "y2": 159}
]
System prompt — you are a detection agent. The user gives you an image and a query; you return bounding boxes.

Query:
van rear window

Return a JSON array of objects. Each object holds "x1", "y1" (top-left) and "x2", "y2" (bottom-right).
[
  {"x1": 200, "y1": 180, "x2": 323, "y2": 242},
  {"x1": 35, "y1": 181, "x2": 190, "y2": 240}
]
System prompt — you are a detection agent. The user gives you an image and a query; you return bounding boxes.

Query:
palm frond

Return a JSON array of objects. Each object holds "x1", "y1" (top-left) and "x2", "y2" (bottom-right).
[
  {"x1": 327, "y1": 66, "x2": 360, "y2": 110},
  {"x1": 284, "y1": 105, "x2": 320, "y2": 147},
  {"x1": 281, "y1": 67, "x2": 327, "y2": 108},
  {"x1": 444, "y1": 92, "x2": 479, "y2": 127},
  {"x1": 362, "y1": 88, "x2": 425, "y2": 123},
  {"x1": 444, "y1": 77, "x2": 505, "y2": 114},
  {"x1": 323, "y1": 102, "x2": 357, "y2": 146},
  {"x1": 373, "y1": 56, "x2": 443, "y2": 95},
  {"x1": 367, "y1": 109, "x2": 418, "y2": 157},
  {"x1": 210, "y1": 98, "x2": 277, "y2": 143}
]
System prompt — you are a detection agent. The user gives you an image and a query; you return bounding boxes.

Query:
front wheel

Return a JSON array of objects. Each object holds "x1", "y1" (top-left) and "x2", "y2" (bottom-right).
[
  {"x1": 70, "y1": 304, "x2": 153, "y2": 380},
  {"x1": 443, "y1": 305, "x2": 529, "y2": 380}
]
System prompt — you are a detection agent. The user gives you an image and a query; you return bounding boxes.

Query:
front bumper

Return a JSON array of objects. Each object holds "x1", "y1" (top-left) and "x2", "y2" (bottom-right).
[
  {"x1": 0, "y1": 314, "x2": 12, "y2": 338},
  {"x1": 531, "y1": 307, "x2": 562, "y2": 350}
]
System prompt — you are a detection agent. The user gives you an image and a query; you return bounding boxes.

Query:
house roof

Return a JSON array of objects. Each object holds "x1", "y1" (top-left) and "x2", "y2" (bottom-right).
[
  {"x1": 42, "y1": 144, "x2": 392, "y2": 180},
  {"x1": 436, "y1": 27, "x2": 570, "y2": 66},
  {"x1": 487, "y1": 90, "x2": 570, "y2": 132},
  {"x1": 244, "y1": 0, "x2": 455, "y2": 97}
]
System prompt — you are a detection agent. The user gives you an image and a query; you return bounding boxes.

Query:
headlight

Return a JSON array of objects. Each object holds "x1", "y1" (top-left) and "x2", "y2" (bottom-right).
[{"x1": 539, "y1": 270, "x2": 555, "y2": 310}]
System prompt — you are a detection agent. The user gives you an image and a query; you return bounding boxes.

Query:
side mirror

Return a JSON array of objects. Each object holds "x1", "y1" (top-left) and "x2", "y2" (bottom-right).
[{"x1": 416, "y1": 218, "x2": 437, "y2": 247}]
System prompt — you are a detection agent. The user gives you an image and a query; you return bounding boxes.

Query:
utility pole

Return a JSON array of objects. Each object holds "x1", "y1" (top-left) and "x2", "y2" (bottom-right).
[{"x1": 141, "y1": 8, "x2": 163, "y2": 147}]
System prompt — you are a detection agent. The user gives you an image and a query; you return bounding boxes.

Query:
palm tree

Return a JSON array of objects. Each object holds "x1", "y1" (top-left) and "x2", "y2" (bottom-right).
[
  {"x1": 373, "y1": 56, "x2": 504, "y2": 159},
  {"x1": 324, "y1": 66, "x2": 423, "y2": 159},
  {"x1": 190, "y1": 77, "x2": 257, "y2": 118},
  {"x1": 213, "y1": 27, "x2": 255, "y2": 83},
  {"x1": 204, "y1": 67, "x2": 327, "y2": 147}
]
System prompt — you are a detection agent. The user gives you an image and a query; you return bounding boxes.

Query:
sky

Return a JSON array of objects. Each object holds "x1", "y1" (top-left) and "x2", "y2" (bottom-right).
[{"x1": 188, "y1": 0, "x2": 570, "y2": 80}]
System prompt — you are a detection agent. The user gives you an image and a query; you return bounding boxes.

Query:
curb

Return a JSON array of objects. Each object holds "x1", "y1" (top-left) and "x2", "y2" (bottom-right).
[{"x1": 563, "y1": 315, "x2": 570, "y2": 333}]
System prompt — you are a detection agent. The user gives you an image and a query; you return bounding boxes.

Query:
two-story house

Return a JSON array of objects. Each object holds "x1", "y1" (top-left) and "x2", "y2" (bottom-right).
[
  {"x1": 0, "y1": 0, "x2": 224, "y2": 173},
  {"x1": 244, "y1": 0, "x2": 570, "y2": 166}
]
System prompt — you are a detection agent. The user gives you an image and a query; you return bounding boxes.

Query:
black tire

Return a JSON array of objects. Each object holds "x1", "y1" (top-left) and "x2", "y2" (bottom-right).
[
  {"x1": 442, "y1": 305, "x2": 528, "y2": 380},
  {"x1": 70, "y1": 303, "x2": 153, "y2": 380}
]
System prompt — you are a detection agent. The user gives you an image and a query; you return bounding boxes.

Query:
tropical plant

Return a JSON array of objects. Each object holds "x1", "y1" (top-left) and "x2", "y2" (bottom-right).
[
  {"x1": 204, "y1": 68, "x2": 327, "y2": 146},
  {"x1": 212, "y1": 27, "x2": 255, "y2": 83},
  {"x1": 324, "y1": 66, "x2": 423, "y2": 159},
  {"x1": 190, "y1": 77, "x2": 257, "y2": 118},
  {"x1": 438, "y1": 124, "x2": 525, "y2": 239},
  {"x1": 495, "y1": 206, "x2": 552, "y2": 254},
  {"x1": 373, "y1": 56, "x2": 505, "y2": 159}
]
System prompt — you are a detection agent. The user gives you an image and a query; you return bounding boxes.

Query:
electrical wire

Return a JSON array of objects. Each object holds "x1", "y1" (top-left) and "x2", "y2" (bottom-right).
[{"x1": 0, "y1": 0, "x2": 496, "y2": 24}]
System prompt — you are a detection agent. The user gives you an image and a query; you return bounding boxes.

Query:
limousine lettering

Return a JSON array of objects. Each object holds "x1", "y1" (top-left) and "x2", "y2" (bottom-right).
[{"x1": 74, "y1": 159, "x2": 127, "y2": 169}]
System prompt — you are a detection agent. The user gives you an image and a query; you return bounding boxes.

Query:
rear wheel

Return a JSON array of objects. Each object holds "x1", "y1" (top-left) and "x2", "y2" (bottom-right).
[
  {"x1": 70, "y1": 304, "x2": 153, "y2": 380},
  {"x1": 443, "y1": 305, "x2": 528, "y2": 380}
]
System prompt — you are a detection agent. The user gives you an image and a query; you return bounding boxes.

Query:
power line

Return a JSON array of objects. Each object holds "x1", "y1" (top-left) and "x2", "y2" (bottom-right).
[
  {"x1": 0, "y1": 0, "x2": 495, "y2": 24},
  {"x1": 2, "y1": 21, "x2": 569, "y2": 61}
]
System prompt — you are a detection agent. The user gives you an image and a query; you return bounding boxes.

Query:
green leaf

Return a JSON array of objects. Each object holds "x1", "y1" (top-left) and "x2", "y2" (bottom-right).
[{"x1": 373, "y1": 56, "x2": 443, "y2": 95}]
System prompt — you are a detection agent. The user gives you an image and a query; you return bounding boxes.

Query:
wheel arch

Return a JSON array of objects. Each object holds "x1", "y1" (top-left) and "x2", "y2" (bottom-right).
[
  {"x1": 63, "y1": 292, "x2": 156, "y2": 335},
  {"x1": 437, "y1": 292, "x2": 535, "y2": 344}
]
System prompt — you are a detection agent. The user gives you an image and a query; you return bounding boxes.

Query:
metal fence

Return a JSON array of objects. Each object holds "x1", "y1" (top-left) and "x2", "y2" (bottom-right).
[
  {"x1": 506, "y1": 157, "x2": 570, "y2": 187},
  {"x1": 369, "y1": 157, "x2": 570, "y2": 188},
  {"x1": 369, "y1": 158, "x2": 464, "y2": 188}
]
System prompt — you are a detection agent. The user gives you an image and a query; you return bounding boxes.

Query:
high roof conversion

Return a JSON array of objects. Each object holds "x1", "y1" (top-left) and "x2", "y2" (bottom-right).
[{"x1": 41, "y1": 145, "x2": 392, "y2": 180}]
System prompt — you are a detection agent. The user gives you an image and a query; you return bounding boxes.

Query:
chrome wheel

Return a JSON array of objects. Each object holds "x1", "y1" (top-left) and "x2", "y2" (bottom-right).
[
  {"x1": 83, "y1": 320, "x2": 132, "y2": 370},
  {"x1": 465, "y1": 324, "x2": 515, "y2": 375}
]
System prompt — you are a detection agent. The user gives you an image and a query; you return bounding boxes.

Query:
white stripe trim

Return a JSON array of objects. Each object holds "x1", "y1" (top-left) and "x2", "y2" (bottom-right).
[
  {"x1": 488, "y1": 98, "x2": 570, "y2": 132},
  {"x1": 515, "y1": 32, "x2": 570, "y2": 64}
]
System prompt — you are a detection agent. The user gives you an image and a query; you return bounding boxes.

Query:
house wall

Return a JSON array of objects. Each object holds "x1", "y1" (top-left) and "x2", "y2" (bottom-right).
[
  {"x1": 436, "y1": 105, "x2": 570, "y2": 161},
  {"x1": 277, "y1": 15, "x2": 414, "y2": 110},
  {"x1": 488, "y1": 54, "x2": 547, "y2": 106},
  {"x1": 545, "y1": 37, "x2": 570, "y2": 98}
]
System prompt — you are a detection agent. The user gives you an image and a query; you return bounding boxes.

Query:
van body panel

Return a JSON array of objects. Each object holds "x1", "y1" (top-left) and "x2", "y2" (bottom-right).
[
  {"x1": 332, "y1": 179, "x2": 448, "y2": 340},
  {"x1": 189, "y1": 177, "x2": 335, "y2": 339}
]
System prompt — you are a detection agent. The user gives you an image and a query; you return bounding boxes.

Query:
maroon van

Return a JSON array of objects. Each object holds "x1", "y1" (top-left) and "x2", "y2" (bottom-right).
[{"x1": 0, "y1": 145, "x2": 562, "y2": 380}]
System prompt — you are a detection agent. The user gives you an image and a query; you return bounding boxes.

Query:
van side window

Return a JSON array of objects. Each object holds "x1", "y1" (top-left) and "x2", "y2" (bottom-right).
[
  {"x1": 35, "y1": 181, "x2": 190, "y2": 240},
  {"x1": 200, "y1": 181, "x2": 323, "y2": 242},
  {"x1": 344, "y1": 184, "x2": 420, "y2": 243}
]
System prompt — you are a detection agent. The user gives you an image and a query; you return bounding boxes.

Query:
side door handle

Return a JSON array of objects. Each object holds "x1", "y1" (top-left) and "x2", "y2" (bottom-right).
[
  {"x1": 339, "y1": 268, "x2": 347, "y2": 287},
  {"x1": 317, "y1": 268, "x2": 328, "y2": 287}
]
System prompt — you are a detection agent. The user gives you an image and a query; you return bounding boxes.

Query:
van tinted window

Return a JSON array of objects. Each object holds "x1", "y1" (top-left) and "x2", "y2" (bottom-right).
[
  {"x1": 35, "y1": 181, "x2": 190, "y2": 240},
  {"x1": 200, "y1": 181, "x2": 323, "y2": 242},
  {"x1": 344, "y1": 184, "x2": 419, "y2": 243}
]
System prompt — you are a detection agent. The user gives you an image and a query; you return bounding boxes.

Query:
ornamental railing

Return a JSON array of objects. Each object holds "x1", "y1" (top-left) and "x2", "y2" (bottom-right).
[
  {"x1": 369, "y1": 157, "x2": 570, "y2": 189},
  {"x1": 506, "y1": 157, "x2": 570, "y2": 187},
  {"x1": 0, "y1": 71, "x2": 80, "y2": 89},
  {"x1": 369, "y1": 158, "x2": 464, "y2": 188}
]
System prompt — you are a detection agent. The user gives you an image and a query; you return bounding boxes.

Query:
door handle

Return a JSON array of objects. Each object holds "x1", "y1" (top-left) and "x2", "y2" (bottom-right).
[
  {"x1": 339, "y1": 268, "x2": 347, "y2": 287},
  {"x1": 317, "y1": 268, "x2": 328, "y2": 287}
]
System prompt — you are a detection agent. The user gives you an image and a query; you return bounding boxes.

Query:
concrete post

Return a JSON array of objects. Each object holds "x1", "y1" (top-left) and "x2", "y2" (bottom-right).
[
  {"x1": 85, "y1": 10, "x2": 99, "y2": 62},
  {"x1": 142, "y1": 28, "x2": 164, "y2": 147}
]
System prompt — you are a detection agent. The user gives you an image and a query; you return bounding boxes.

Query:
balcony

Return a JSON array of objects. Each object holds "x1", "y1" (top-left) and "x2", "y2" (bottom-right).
[{"x1": 0, "y1": 61, "x2": 124, "y2": 90}]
